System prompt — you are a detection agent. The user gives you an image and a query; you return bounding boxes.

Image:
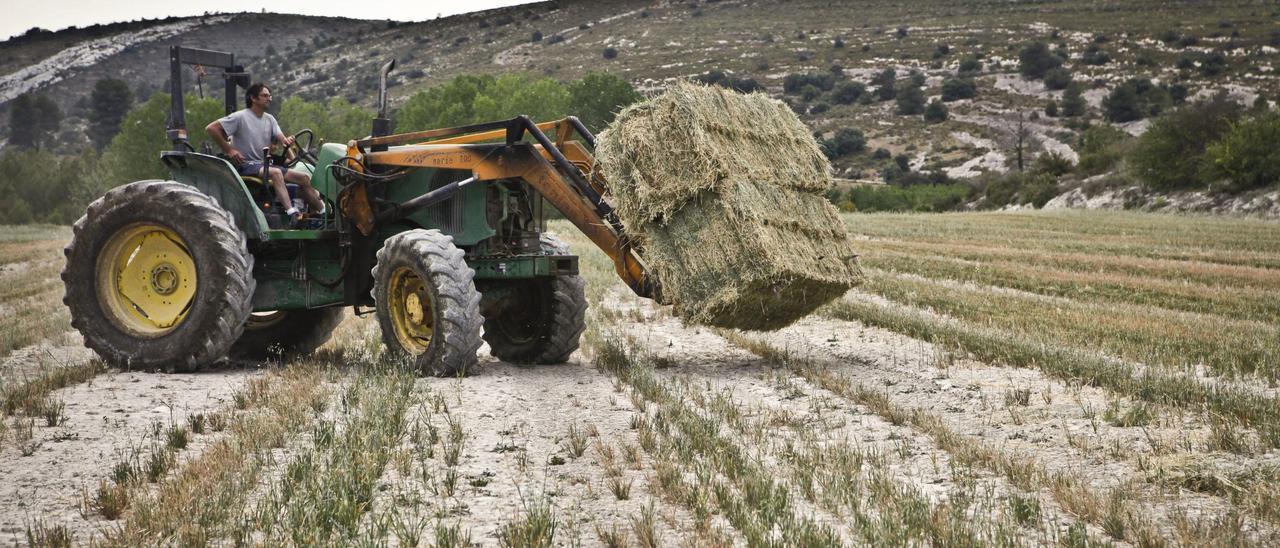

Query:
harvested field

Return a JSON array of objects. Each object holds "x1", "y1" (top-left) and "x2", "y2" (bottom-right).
[{"x1": 3, "y1": 210, "x2": 1280, "y2": 546}]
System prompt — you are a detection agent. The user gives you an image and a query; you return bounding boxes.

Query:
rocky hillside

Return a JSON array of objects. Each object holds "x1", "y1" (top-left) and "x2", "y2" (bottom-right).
[{"x1": 2, "y1": 0, "x2": 1278, "y2": 203}]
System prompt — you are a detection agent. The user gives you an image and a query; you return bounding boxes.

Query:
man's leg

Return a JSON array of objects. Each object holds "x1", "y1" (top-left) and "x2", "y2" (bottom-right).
[
  {"x1": 284, "y1": 170, "x2": 324, "y2": 212},
  {"x1": 268, "y1": 167, "x2": 297, "y2": 217}
]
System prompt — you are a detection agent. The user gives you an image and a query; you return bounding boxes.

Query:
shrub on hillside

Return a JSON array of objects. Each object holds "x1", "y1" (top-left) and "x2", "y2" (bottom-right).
[
  {"x1": 909, "y1": 71, "x2": 927, "y2": 88},
  {"x1": 893, "y1": 154, "x2": 912, "y2": 173},
  {"x1": 1042, "y1": 68, "x2": 1072, "y2": 91},
  {"x1": 1206, "y1": 112, "x2": 1280, "y2": 191},
  {"x1": 1018, "y1": 42, "x2": 1063, "y2": 79},
  {"x1": 958, "y1": 57, "x2": 982, "y2": 74},
  {"x1": 1081, "y1": 44, "x2": 1111, "y2": 65},
  {"x1": 981, "y1": 171, "x2": 1058, "y2": 208},
  {"x1": 1061, "y1": 83, "x2": 1087, "y2": 117},
  {"x1": 1103, "y1": 78, "x2": 1172, "y2": 123},
  {"x1": 821, "y1": 128, "x2": 866, "y2": 159},
  {"x1": 1103, "y1": 84, "x2": 1143, "y2": 123},
  {"x1": 783, "y1": 72, "x2": 835, "y2": 94},
  {"x1": 602, "y1": 47, "x2": 618, "y2": 59},
  {"x1": 924, "y1": 99, "x2": 948, "y2": 123},
  {"x1": 832, "y1": 81, "x2": 866, "y2": 105},
  {"x1": 1199, "y1": 52, "x2": 1228, "y2": 76},
  {"x1": 7, "y1": 93, "x2": 62, "y2": 150},
  {"x1": 1034, "y1": 151, "x2": 1074, "y2": 176},
  {"x1": 877, "y1": 78, "x2": 897, "y2": 101},
  {"x1": 1076, "y1": 125, "x2": 1132, "y2": 175},
  {"x1": 896, "y1": 85, "x2": 925, "y2": 115},
  {"x1": 88, "y1": 79, "x2": 134, "y2": 149},
  {"x1": 940, "y1": 77, "x2": 976, "y2": 101},
  {"x1": 1128, "y1": 93, "x2": 1243, "y2": 190},
  {"x1": 796, "y1": 85, "x2": 819, "y2": 102},
  {"x1": 871, "y1": 68, "x2": 896, "y2": 87}
]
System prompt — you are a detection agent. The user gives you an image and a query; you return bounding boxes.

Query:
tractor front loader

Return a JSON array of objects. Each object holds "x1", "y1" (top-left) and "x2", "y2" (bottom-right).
[{"x1": 62, "y1": 49, "x2": 661, "y2": 376}]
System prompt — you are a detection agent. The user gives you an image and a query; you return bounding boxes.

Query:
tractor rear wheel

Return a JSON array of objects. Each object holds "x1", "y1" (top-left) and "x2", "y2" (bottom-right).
[
  {"x1": 61, "y1": 181, "x2": 255, "y2": 372},
  {"x1": 372, "y1": 230, "x2": 483, "y2": 376},
  {"x1": 229, "y1": 307, "x2": 346, "y2": 361},
  {"x1": 481, "y1": 234, "x2": 587, "y2": 365}
]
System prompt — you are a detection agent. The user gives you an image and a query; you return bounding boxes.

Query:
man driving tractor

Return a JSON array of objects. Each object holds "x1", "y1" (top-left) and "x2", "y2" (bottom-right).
[{"x1": 205, "y1": 82, "x2": 324, "y2": 221}]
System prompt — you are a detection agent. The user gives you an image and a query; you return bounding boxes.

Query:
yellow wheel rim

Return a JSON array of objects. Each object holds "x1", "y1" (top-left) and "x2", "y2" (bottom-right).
[
  {"x1": 388, "y1": 266, "x2": 434, "y2": 354},
  {"x1": 95, "y1": 223, "x2": 197, "y2": 337}
]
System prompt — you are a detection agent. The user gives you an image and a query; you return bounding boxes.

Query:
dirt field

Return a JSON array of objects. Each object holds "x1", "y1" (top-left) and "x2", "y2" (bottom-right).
[{"x1": 2, "y1": 210, "x2": 1279, "y2": 546}]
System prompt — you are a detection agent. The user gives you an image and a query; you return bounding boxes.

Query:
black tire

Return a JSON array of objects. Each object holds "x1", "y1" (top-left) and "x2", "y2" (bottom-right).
[
  {"x1": 372, "y1": 229, "x2": 483, "y2": 376},
  {"x1": 61, "y1": 181, "x2": 255, "y2": 372},
  {"x1": 481, "y1": 234, "x2": 587, "y2": 365},
  {"x1": 229, "y1": 307, "x2": 346, "y2": 361}
]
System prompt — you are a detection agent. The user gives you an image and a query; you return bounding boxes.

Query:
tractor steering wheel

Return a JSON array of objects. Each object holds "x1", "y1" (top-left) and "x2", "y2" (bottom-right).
[{"x1": 283, "y1": 129, "x2": 318, "y2": 168}]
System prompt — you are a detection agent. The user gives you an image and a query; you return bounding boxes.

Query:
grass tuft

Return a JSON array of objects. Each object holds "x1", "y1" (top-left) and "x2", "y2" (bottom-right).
[
  {"x1": 630, "y1": 503, "x2": 660, "y2": 548},
  {"x1": 607, "y1": 475, "x2": 633, "y2": 500},
  {"x1": 594, "y1": 522, "x2": 628, "y2": 548},
  {"x1": 24, "y1": 519, "x2": 72, "y2": 548},
  {"x1": 565, "y1": 422, "x2": 588, "y2": 458},
  {"x1": 165, "y1": 425, "x2": 189, "y2": 450},
  {"x1": 498, "y1": 494, "x2": 557, "y2": 548}
]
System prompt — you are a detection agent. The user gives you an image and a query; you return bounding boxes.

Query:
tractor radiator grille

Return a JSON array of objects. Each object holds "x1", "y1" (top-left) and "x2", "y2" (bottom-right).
[{"x1": 426, "y1": 195, "x2": 464, "y2": 233}]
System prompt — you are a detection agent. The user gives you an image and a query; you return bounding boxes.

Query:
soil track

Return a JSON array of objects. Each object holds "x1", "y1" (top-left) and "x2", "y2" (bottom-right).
[{"x1": 0, "y1": 363, "x2": 260, "y2": 542}]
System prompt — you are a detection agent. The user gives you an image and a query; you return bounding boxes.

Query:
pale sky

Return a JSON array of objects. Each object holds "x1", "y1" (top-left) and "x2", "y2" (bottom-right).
[{"x1": 3, "y1": 1, "x2": 538, "y2": 41}]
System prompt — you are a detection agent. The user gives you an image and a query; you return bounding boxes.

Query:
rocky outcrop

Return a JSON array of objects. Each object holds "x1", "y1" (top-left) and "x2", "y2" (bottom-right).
[{"x1": 1044, "y1": 184, "x2": 1280, "y2": 219}]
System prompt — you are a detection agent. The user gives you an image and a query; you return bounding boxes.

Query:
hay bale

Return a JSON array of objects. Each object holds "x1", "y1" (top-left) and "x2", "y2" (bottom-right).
[
  {"x1": 596, "y1": 81, "x2": 831, "y2": 223},
  {"x1": 595, "y1": 82, "x2": 864, "y2": 330}
]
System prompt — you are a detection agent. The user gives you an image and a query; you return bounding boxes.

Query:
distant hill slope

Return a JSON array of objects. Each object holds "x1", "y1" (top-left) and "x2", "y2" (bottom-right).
[{"x1": 2, "y1": 0, "x2": 1277, "y2": 188}]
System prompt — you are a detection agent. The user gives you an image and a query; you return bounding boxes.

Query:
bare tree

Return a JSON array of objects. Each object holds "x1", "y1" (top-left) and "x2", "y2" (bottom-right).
[{"x1": 1007, "y1": 110, "x2": 1034, "y2": 172}]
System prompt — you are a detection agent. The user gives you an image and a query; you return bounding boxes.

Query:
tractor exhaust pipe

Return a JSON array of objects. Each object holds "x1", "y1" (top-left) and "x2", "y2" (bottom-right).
[{"x1": 371, "y1": 58, "x2": 397, "y2": 141}]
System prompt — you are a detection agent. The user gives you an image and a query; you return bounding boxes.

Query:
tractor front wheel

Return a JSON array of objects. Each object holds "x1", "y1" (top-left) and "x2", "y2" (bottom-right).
[
  {"x1": 372, "y1": 230, "x2": 483, "y2": 376},
  {"x1": 61, "y1": 181, "x2": 255, "y2": 372}
]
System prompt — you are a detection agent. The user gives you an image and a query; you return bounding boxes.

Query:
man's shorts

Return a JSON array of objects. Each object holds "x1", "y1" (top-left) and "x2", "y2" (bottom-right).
[{"x1": 236, "y1": 161, "x2": 281, "y2": 179}]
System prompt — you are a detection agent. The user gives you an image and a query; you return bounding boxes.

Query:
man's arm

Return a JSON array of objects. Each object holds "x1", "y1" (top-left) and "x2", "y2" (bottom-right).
[
  {"x1": 204, "y1": 120, "x2": 245, "y2": 165},
  {"x1": 271, "y1": 117, "x2": 291, "y2": 147}
]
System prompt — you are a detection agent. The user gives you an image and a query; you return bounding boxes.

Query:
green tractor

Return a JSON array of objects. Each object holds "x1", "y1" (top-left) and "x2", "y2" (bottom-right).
[{"x1": 62, "y1": 47, "x2": 660, "y2": 375}]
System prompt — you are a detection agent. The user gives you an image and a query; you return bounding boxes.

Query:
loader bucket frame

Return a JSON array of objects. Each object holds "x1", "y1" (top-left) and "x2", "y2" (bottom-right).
[{"x1": 348, "y1": 115, "x2": 661, "y2": 301}]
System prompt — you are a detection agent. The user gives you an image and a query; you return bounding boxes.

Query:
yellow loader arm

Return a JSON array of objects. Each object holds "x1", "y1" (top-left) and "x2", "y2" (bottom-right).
[{"x1": 348, "y1": 116, "x2": 663, "y2": 302}]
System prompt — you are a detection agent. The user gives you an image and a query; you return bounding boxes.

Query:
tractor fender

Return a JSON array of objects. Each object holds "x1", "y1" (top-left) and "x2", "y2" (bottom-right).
[{"x1": 160, "y1": 151, "x2": 270, "y2": 240}]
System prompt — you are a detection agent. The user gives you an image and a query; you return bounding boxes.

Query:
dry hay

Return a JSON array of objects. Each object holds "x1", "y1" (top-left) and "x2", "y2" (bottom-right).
[{"x1": 596, "y1": 81, "x2": 863, "y2": 330}]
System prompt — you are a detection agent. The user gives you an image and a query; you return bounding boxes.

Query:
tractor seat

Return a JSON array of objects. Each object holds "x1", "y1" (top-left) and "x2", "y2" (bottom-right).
[
  {"x1": 241, "y1": 174, "x2": 300, "y2": 209},
  {"x1": 241, "y1": 174, "x2": 299, "y2": 192}
]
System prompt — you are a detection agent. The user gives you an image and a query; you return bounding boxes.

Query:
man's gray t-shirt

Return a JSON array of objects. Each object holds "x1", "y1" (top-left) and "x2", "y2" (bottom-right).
[{"x1": 217, "y1": 109, "x2": 283, "y2": 163}]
